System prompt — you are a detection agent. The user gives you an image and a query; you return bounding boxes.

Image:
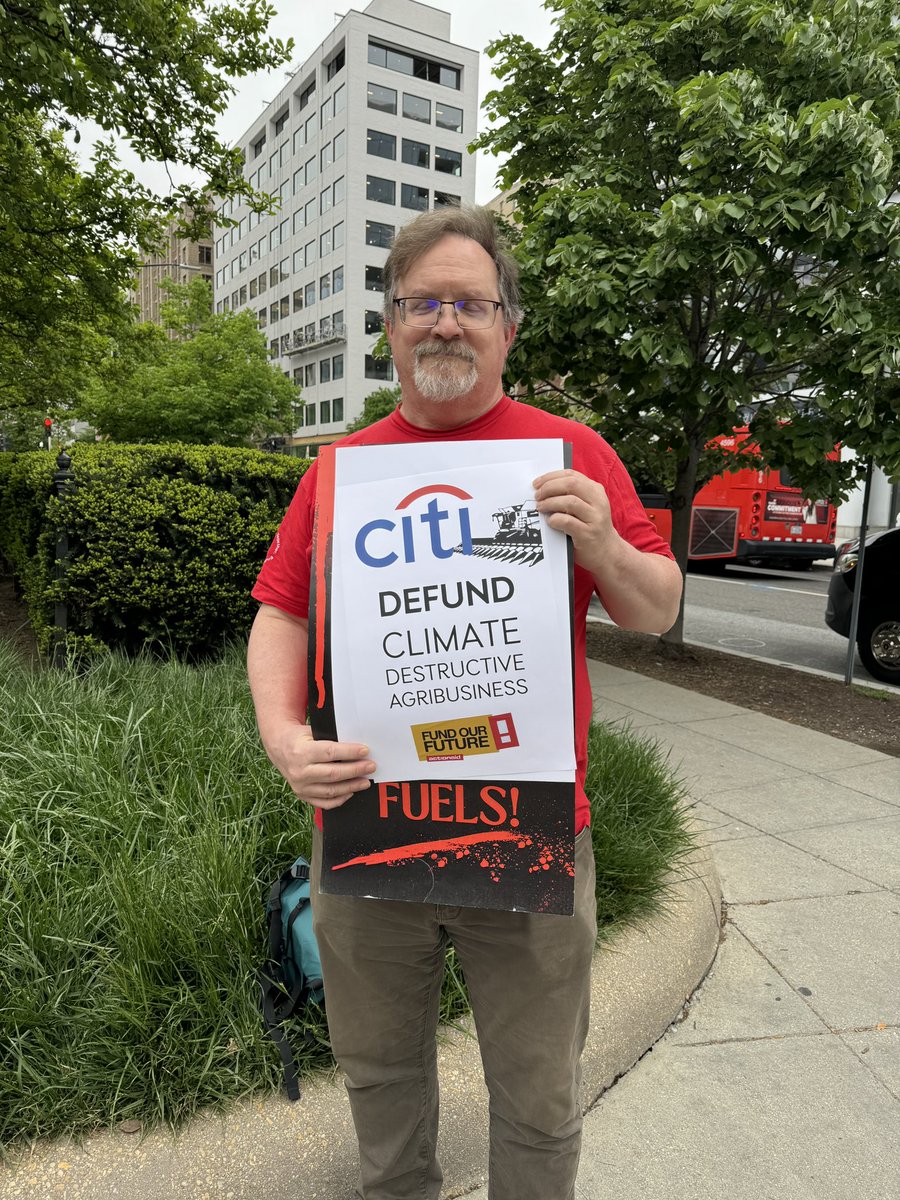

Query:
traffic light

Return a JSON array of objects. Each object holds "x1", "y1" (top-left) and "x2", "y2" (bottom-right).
[{"x1": 43, "y1": 417, "x2": 52, "y2": 450}]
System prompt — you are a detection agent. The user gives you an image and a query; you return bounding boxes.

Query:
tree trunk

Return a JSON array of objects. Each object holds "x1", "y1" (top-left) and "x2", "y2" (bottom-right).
[{"x1": 659, "y1": 444, "x2": 702, "y2": 651}]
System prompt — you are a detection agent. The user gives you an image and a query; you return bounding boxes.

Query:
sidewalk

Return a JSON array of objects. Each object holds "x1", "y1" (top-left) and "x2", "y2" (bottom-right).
[
  {"x1": 567, "y1": 660, "x2": 900, "y2": 1200},
  {"x1": 3, "y1": 661, "x2": 898, "y2": 1200}
]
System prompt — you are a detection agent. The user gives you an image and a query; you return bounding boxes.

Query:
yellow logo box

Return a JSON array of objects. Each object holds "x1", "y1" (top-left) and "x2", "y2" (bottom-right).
[{"x1": 411, "y1": 713, "x2": 519, "y2": 762}]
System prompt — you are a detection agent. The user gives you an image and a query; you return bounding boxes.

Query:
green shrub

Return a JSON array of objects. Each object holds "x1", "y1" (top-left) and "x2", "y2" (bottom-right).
[
  {"x1": 0, "y1": 444, "x2": 307, "y2": 657},
  {"x1": 0, "y1": 643, "x2": 695, "y2": 1149}
]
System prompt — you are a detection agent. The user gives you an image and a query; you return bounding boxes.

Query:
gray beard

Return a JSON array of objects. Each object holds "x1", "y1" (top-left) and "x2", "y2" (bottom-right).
[{"x1": 412, "y1": 342, "x2": 479, "y2": 401}]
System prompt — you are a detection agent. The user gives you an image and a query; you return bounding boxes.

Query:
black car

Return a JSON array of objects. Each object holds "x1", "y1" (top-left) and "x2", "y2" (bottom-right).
[{"x1": 826, "y1": 526, "x2": 900, "y2": 684}]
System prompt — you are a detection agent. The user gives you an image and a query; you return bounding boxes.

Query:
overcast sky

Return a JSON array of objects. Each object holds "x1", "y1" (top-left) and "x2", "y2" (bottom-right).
[{"x1": 86, "y1": 0, "x2": 557, "y2": 205}]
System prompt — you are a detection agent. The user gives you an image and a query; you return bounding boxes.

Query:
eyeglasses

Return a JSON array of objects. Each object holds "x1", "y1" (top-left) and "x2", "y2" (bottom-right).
[{"x1": 393, "y1": 297, "x2": 503, "y2": 329}]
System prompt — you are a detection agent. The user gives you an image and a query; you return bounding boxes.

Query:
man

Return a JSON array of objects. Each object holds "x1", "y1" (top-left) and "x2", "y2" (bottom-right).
[{"x1": 248, "y1": 206, "x2": 681, "y2": 1200}]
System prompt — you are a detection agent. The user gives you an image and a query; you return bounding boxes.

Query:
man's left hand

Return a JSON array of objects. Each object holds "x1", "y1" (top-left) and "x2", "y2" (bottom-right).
[{"x1": 533, "y1": 469, "x2": 615, "y2": 577}]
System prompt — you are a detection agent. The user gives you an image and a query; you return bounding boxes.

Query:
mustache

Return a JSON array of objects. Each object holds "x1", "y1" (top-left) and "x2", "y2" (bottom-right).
[{"x1": 413, "y1": 340, "x2": 477, "y2": 364}]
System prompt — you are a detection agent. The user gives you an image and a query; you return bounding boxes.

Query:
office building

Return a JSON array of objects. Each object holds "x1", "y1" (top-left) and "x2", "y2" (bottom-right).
[
  {"x1": 131, "y1": 206, "x2": 214, "y2": 328},
  {"x1": 213, "y1": 0, "x2": 479, "y2": 454}
]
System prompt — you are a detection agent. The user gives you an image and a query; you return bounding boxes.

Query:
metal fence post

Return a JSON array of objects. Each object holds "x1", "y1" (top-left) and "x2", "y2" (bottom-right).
[{"x1": 51, "y1": 450, "x2": 74, "y2": 667}]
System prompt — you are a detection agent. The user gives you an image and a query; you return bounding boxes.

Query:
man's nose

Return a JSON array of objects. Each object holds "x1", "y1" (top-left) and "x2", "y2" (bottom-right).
[{"x1": 432, "y1": 302, "x2": 463, "y2": 336}]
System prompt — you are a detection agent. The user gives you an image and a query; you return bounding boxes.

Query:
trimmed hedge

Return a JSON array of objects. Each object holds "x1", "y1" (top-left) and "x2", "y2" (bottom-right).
[{"x1": 0, "y1": 444, "x2": 307, "y2": 658}]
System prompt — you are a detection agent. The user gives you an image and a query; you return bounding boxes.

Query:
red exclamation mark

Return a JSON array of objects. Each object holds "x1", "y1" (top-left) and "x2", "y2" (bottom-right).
[{"x1": 509, "y1": 787, "x2": 520, "y2": 828}]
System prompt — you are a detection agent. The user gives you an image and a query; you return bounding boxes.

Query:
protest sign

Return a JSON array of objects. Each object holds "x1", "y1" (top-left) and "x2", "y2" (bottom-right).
[{"x1": 309, "y1": 440, "x2": 576, "y2": 913}]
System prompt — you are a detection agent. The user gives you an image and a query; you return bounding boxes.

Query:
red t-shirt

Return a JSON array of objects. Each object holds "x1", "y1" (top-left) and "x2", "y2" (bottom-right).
[{"x1": 253, "y1": 396, "x2": 673, "y2": 831}]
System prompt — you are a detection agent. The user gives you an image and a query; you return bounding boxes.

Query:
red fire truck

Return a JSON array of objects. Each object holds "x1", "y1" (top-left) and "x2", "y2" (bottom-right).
[{"x1": 639, "y1": 429, "x2": 838, "y2": 568}]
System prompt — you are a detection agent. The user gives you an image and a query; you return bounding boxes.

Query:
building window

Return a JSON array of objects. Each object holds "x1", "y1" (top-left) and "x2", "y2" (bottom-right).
[
  {"x1": 402, "y1": 138, "x2": 430, "y2": 168},
  {"x1": 321, "y1": 141, "x2": 333, "y2": 171},
  {"x1": 238, "y1": 250, "x2": 247, "y2": 272},
  {"x1": 305, "y1": 321, "x2": 315, "y2": 340},
  {"x1": 334, "y1": 130, "x2": 345, "y2": 159},
  {"x1": 305, "y1": 198, "x2": 316, "y2": 224},
  {"x1": 333, "y1": 265, "x2": 344, "y2": 293},
  {"x1": 270, "y1": 302, "x2": 280, "y2": 324},
  {"x1": 403, "y1": 93, "x2": 431, "y2": 123},
  {"x1": 365, "y1": 220, "x2": 394, "y2": 249},
  {"x1": 199, "y1": 245, "x2": 212, "y2": 265},
  {"x1": 333, "y1": 397, "x2": 344, "y2": 422},
  {"x1": 293, "y1": 208, "x2": 305, "y2": 234},
  {"x1": 333, "y1": 83, "x2": 346, "y2": 115},
  {"x1": 319, "y1": 101, "x2": 331, "y2": 131},
  {"x1": 257, "y1": 271, "x2": 267, "y2": 293},
  {"x1": 333, "y1": 308, "x2": 344, "y2": 332},
  {"x1": 293, "y1": 288, "x2": 304, "y2": 312},
  {"x1": 365, "y1": 265, "x2": 384, "y2": 291},
  {"x1": 333, "y1": 354, "x2": 344, "y2": 380},
  {"x1": 274, "y1": 107, "x2": 288, "y2": 135},
  {"x1": 321, "y1": 185, "x2": 333, "y2": 215},
  {"x1": 293, "y1": 249, "x2": 304, "y2": 272},
  {"x1": 305, "y1": 155, "x2": 317, "y2": 185},
  {"x1": 320, "y1": 359, "x2": 331, "y2": 384},
  {"x1": 279, "y1": 257, "x2": 290, "y2": 282},
  {"x1": 293, "y1": 367, "x2": 303, "y2": 387},
  {"x1": 250, "y1": 277, "x2": 258, "y2": 299},
  {"x1": 239, "y1": 284, "x2": 247, "y2": 304},
  {"x1": 269, "y1": 228, "x2": 280, "y2": 253},
  {"x1": 367, "y1": 81, "x2": 397, "y2": 114},
  {"x1": 320, "y1": 273, "x2": 331, "y2": 300},
  {"x1": 367, "y1": 175, "x2": 396, "y2": 205},
  {"x1": 365, "y1": 354, "x2": 394, "y2": 381},
  {"x1": 326, "y1": 48, "x2": 345, "y2": 81},
  {"x1": 280, "y1": 296, "x2": 290, "y2": 320},
  {"x1": 258, "y1": 307, "x2": 267, "y2": 327},
  {"x1": 270, "y1": 266, "x2": 280, "y2": 287},
  {"x1": 305, "y1": 281, "x2": 316, "y2": 306},
  {"x1": 305, "y1": 363, "x2": 316, "y2": 387},
  {"x1": 367, "y1": 129, "x2": 396, "y2": 160},
  {"x1": 298, "y1": 80, "x2": 315, "y2": 110},
  {"x1": 304, "y1": 403, "x2": 316, "y2": 425},
  {"x1": 435, "y1": 146, "x2": 463, "y2": 176},
  {"x1": 293, "y1": 128, "x2": 305, "y2": 156},
  {"x1": 320, "y1": 229, "x2": 332, "y2": 258},
  {"x1": 333, "y1": 221, "x2": 344, "y2": 249},
  {"x1": 333, "y1": 175, "x2": 345, "y2": 205},
  {"x1": 320, "y1": 399, "x2": 332, "y2": 424},
  {"x1": 268, "y1": 150, "x2": 278, "y2": 176},
  {"x1": 434, "y1": 190, "x2": 461, "y2": 208},
  {"x1": 305, "y1": 240, "x2": 316, "y2": 266},
  {"x1": 251, "y1": 132, "x2": 266, "y2": 158},
  {"x1": 367, "y1": 40, "x2": 461, "y2": 90},
  {"x1": 436, "y1": 102, "x2": 463, "y2": 132},
  {"x1": 401, "y1": 183, "x2": 429, "y2": 211},
  {"x1": 365, "y1": 309, "x2": 382, "y2": 335}
]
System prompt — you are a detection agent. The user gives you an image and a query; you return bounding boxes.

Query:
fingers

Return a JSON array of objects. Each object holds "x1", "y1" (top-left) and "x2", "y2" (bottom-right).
[{"x1": 271, "y1": 725, "x2": 377, "y2": 810}]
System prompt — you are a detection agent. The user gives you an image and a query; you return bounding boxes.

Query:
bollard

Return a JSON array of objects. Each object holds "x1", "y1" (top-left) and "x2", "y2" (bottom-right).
[{"x1": 50, "y1": 450, "x2": 74, "y2": 667}]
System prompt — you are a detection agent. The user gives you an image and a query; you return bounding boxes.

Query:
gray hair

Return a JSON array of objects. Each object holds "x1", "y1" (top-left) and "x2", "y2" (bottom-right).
[{"x1": 382, "y1": 206, "x2": 523, "y2": 330}]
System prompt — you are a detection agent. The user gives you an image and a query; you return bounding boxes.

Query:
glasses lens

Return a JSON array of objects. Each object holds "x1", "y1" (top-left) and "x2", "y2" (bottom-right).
[
  {"x1": 455, "y1": 300, "x2": 496, "y2": 328},
  {"x1": 402, "y1": 299, "x2": 441, "y2": 325}
]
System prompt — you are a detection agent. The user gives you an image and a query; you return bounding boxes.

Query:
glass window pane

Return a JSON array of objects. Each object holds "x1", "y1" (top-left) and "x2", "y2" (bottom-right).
[
  {"x1": 401, "y1": 183, "x2": 428, "y2": 211},
  {"x1": 305, "y1": 281, "x2": 316, "y2": 306},
  {"x1": 333, "y1": 176, "x2": 345, "y2": 205},
  {"x1": 365, "y1": 220, "x2": 394, "y2": 249},
  {"x1": 434, "y1": 191, "x2": 461, "y2": 208},
  {"x1": 367, "y1": 174, "x2": 396, "y2": 204},
  {"x1": 365, "y1": 310, "x2": 382, "y2": 334},
  {"x1": 402, "y1": 139, "x2": 430, "y2": 168},
  {"x1": 333, "y1": 130, "x2": 345, "y2": 159},
  {"x1": 365, "y1": 354, "x2": 394, "y2": 380},
  {"x1": 333, "y1": 354, "x2": 344, "y2": 380},
  {"x1": 367, "y1": 81, "x2": 397, "y2": 113},
  {"x1": 333, "y1": 265, "x2": 344, "y2": 293},
  {"x1": 320, "y1": 273, "x2": 331, "y2": 300},
  {"x1": 367, "y1": 129, "x2": 396, "y2": 160},
  {"x1": 333, "y1": 397, "x2": 344, "y2": 422},
  {"x1": 402, "y1": 93, "x2": 431, "y2": 123},
  {"x1": 368, "y1": 42, "x2": 386, "y2": 68},
  {"x1": 333, "y1": 221, "x2": 344, "y2": 249},
  {"x1": 320, "y1": 359, "x2": 331, "y2": 384},
  {"x1": 365, "y1": 265, "x2": 384, "y2": 291},
  {"x1": 320, "y1": 400, "x2": 331, "y2": 423},
  {"x1": 435, "y1": 147, "x2": 462, "y2": 176},
  {"x1": 435, "y1": 102, "x2": 463, "y2": 132}
]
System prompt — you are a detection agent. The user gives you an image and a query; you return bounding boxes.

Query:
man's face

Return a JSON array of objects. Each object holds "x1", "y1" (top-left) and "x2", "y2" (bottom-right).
[{"x1": 384, "y1": 235, "x2": 517, "y2": 414}]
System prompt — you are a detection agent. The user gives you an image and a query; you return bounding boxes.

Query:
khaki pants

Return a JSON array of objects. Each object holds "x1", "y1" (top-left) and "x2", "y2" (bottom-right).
[{"x1": 311, "y1": 826, "x2": 597, "y2": 1200}]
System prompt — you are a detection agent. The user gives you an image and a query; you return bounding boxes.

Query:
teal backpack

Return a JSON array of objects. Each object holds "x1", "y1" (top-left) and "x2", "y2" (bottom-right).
[{"x1": 258, "y1": 856, "x2": 325, "y2": 1101}]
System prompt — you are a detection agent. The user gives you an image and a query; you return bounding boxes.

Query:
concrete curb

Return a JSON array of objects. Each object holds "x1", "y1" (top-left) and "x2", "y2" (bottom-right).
[{"x1": 0, "y1": 847, "x2": 722, "y2": 1200}]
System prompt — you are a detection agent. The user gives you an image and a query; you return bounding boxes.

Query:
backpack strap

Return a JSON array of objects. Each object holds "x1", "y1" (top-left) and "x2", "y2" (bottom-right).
[{"x1": 257, "y1": 967, "x2": 302, "y2": 1101}]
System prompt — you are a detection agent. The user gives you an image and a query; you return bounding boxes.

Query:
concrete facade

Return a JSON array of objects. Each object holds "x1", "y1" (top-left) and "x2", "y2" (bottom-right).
[
  {"x1": 213, "y1": 0, "x2": 479, "y2": 455},
  {"x1": 130, "y1": 206, "x2": 213, "y2": 328}
]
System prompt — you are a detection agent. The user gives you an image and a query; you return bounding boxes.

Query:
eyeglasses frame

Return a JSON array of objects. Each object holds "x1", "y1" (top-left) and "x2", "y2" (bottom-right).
[{"x1": 392, "y1": 297, "x2": 504, "y2": 329}]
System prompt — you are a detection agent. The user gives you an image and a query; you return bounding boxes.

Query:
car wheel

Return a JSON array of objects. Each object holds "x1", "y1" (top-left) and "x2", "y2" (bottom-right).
[{"x1": 857, "y1": 612, "x2": 900, "y2": 685}]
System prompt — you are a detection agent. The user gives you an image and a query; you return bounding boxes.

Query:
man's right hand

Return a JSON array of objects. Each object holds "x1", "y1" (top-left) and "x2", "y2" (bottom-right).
[{"x1": 267, "y1": 723, "x2": 377, "y2": 809}]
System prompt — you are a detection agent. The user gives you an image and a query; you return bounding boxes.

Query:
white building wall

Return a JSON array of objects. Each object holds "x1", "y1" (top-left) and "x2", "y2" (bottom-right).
[
  {"x1": 836, "y1": 453, "x2": 899, "y2": 542},
  {"x1": 213, "y1": 0, "x2": 479, "y2": 450}
]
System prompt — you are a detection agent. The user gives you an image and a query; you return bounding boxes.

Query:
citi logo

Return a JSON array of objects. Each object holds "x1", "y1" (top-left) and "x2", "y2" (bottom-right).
[{"x1": 354, "y1": 484, "x2": 474, "y2": 569}]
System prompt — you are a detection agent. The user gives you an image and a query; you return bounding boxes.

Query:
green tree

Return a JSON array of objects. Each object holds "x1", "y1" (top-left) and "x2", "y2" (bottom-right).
[
  {"x1": 0, "y1": 2, "x2": 291, "y2": 416},
  {"x1": 78, "y1": 278, "x2": 295, "y2": 445},
  {"x1": 345, "y1": 386, "x2": 401, "y2": 433},
  {"x1": 0, "y1": 0, "x2": 291, "y2": 229},
  {"x1": 0, "y1": 116, "x2": 151, "y2": 417},
  {"x1": 477, "y1": 0, "x2": 900, "y2": 646}
]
